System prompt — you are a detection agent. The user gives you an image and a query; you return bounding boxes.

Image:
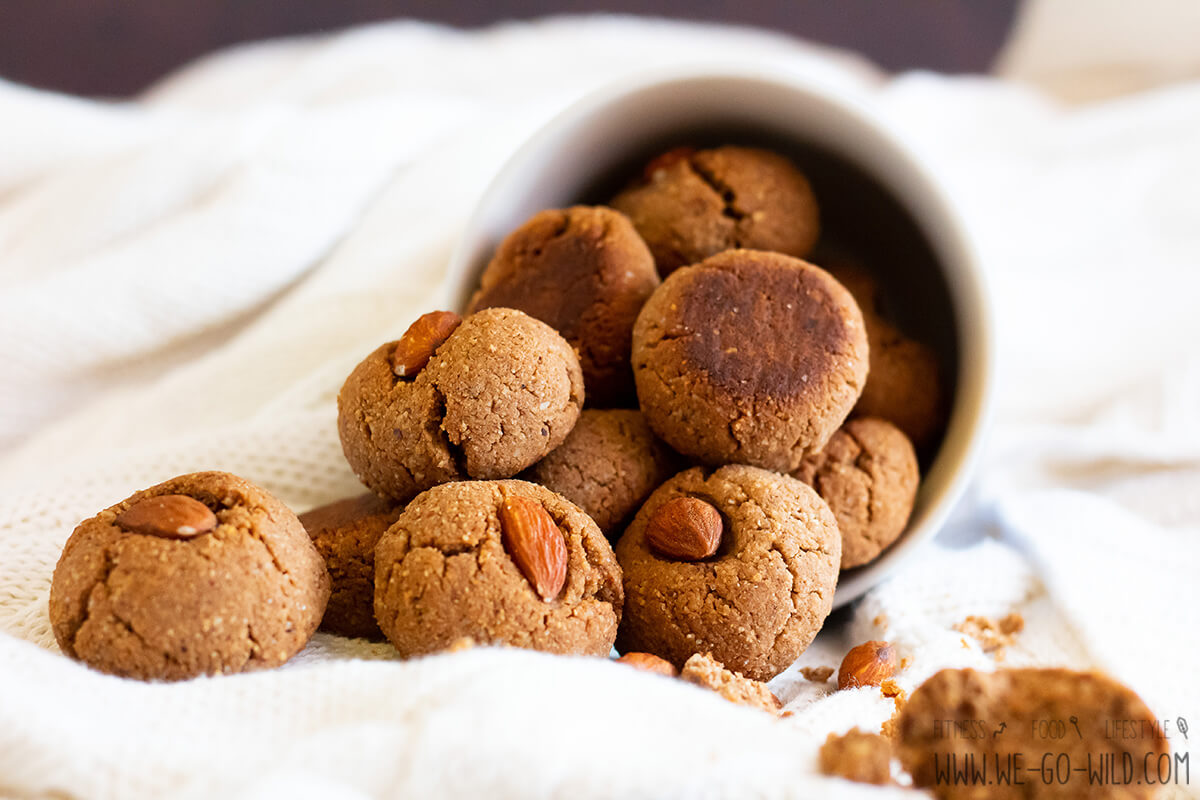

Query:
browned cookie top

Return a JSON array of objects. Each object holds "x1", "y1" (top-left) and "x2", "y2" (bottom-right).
[
  {"x1": 611, "y1": 145, "x2": 820, "y2": 276},
  {"x1": 896, "y1": 668, "x2": 1168, "y2": 800},
  {"x1": 337, "y1": 308, "x2": 584, "y2": 502},
  {"x1": 299, "y1": 493, "x2": 403, "y2": 640},
  {"x1": 467, "y1": 206, "x2": 659, "y2": 407},
  {"x1": 374, "y1": 480, "x2": 623, "y2": 658},
  {"x1": 522, "y1": 408, "x2": 679, "y2": 539},
  {"x1": 48, "y1": 471, "x2": 330, "y2": 682},
  {"x1": 793, "y1": 417, "x2": 919, "y2": 569},
  {"x1": 615, "y1": 465, "x2": 840, "y2": 682},
  {"x1": 632, "y1": 249, "x2": 869, "y2": 472}
]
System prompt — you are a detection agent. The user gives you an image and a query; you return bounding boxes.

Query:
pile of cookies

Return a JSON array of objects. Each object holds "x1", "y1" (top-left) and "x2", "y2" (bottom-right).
[{"x1": 48, "y1": 144, "x2": 944, "y2": 687}]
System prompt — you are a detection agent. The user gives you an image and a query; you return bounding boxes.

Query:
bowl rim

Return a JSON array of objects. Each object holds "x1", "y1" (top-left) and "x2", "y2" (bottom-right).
[{"x1": 445, "y1": 65, "x2": 996, "y2": 609}]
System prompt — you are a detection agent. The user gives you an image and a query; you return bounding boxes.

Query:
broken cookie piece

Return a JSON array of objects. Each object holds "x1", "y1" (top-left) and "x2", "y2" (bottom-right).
[
  {"x1": 896, "y1": 667, "x2": 1168, "y2": 800},
  {"x1": 680, "y1": 652, "x2": 782, "y2": 715},
  {"x1": 819, "y1": 728, "x2": 894, "y2": 785}
]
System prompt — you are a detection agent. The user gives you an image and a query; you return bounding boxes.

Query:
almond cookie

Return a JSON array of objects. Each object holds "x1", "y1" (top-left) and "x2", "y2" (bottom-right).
[
  {"x1": 521, "y1": 409, "x2": 679, "y2": 539},
  {"x1": 827, "y1": 258, "x2": 945, "y2": 450},
  {"x1": 632, "y1": 249, "x2": 868, "y2": 473},
  {"x1": 48, "y1": 471, "x2": 330, "y2": 681},
  {"x1": 374, "y1": 480, "x2": 623, "y2": 657},
  {"x1": 466, "y1": 206, "x2": 659, "y2": 407},
  {"x1": 616, "y1": 465, "x2": 840, "y2": 681},
  {"x1": 896, "y1": 668, "x2": 1168, "y2": 800},
  {"x1": 793, "y1": 417, "x2": 919, "y2": 569},
  {"x1": 612, "y1": 145, "x2": 820, "y2": 276},
  {"x1": 299, "y1": 493, "x2": 403, "y2": 640},
  {"x1": 338, "y1": 307, "x2": 584, "y2": 502}
]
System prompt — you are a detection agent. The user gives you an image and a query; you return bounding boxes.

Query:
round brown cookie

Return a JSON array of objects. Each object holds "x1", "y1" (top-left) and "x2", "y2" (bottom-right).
[
  {"x1": 615, "y1": 465, "x2": 840, "y2": 682},
  {"x1": 896, "y1": 668, "x2": 1168, "y2": 800},
  {"x1": 521, "y1": 409, "x2": 679, "y2": 539},
  {"x1": 374, "y1": 480, "x2": 623, "y2": 657},
  {"x1": 793, "y1": 417, "x2": 919, "y2": 569},
  {"x1": 299, "y1": 493, "x2": 404, "y2": 640},
  {"x1": 826, "y1": 258, "x2": 945, "y2": 449},
  {"x1": 466, "y1": 206, "x2": 659, "y2": 407},
  {"x1": 611, "y1": 145, "x2": 819, "y2": 276},
  {"x1": 48, "y1": 471, "x2": 330, "y2": 681},
  {"x1": 338, "y1": 307, "x2": 584, "y2": 502},
  {"x1": 632, "y1": 249, "x2": 869, "y2": 473}
]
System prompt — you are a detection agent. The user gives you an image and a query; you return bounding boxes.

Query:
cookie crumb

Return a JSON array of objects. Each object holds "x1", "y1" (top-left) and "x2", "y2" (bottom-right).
[
  {"x1": 446, "y1": 637, "x2": 477, "y2": 653},
  {"x1": 680, "y1": 653, "x2": 782, "y2": 715},
  {"x1": 819, "y1": 728, "x2": 893, "y2": 785},
  {"x1": 800, "y1": 665, "x2": 835, "y2": 683},
  {"x1": 955, "y1": 612, "x2": 1025, "y2": 655},
  {"x1": 873, "y1": 613, "x2": 889, "y2": 629},
  {"x1": 881, "y1": 678, "x2": 906, "y2": 704}
]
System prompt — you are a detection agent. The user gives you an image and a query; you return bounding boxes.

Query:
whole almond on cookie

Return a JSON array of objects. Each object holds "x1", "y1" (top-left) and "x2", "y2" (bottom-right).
[
  {"x1": 838, "y1": 641, "x2": 898, "y2": 690},
  {"x1": 500, "y1": 496, "x2": 568, "y2": 601},
  {"x1": 390, "y1": 310, "x2": 462, "y2": 377},
  {"x1": 645, "y1": 496, "x2": 723, "y2": 561},
  {"x1": 115, "y1": 495, "x2": 217, "y2": 539},
  {"x1": 616, "y1": 651, "x2": 679, "y2": 677}
]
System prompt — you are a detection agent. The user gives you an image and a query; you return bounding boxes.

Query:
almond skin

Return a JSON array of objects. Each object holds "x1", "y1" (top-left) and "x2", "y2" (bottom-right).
[
  {"x1": 616, "y1": 651, "x2": 679, "y2": 677},
  {"x1": 390, "y1": 310, "x2": 463, "y2": 378},
  {"x1": 644, "y1": 496, "x2": 723, "y2": 561},
  {"x1": 838, "y1": 641, "x2": 899, "y2": 690},
  {"x1": 499, "y1": 496, "x2": 567, "y2": 602},
  {"x1": 115, "y1": 495, "x2": 217, "y2": 539}
]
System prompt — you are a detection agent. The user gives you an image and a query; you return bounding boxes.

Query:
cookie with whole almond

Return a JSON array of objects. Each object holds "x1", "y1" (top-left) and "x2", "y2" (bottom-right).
[
  {"x1": 612, "y1": 145, "x2": 820, "y2": 276},
  {"x1": 632, "y1": 249, "x2": 868, "y2": 473},
  {"x1": 615, "y1": 465, "x2": 840, "y2": 681},
  {"x1": 48, "y1": 471, "x2": 330, "y2": 681},
  {"x1": 896, "y1": 668, "x2": 1168, "y2": 800},
  {"x1": 299, "y1": 493, "x2": 404, "y2": 640},
  {"x1": 793, "y1": 417, "x2": 919, "y2": 569},
  {"x1": 373, "y1": 480, "x2": 622, "y2": 657},
  {"x1": 521, "y1": 409, "x2": 679, "y2": 540},
  {"x1": 467, "y1": 206, "x2": 659, "y2": 406},
  {"x1": 337, "y1": 308, "x2": 584, "y2": 503}
]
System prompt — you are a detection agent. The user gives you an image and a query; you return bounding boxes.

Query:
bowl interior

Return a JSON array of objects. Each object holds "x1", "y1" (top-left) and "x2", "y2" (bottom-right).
[{"x1": 447, "y1": 72, "x2": 991, "y2": 608}]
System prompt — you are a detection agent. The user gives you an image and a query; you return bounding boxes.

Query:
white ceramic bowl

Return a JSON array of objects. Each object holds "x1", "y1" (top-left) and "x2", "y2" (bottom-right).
[{"x1": 446, "y1": 67, "x2": 993, "y2": 608}]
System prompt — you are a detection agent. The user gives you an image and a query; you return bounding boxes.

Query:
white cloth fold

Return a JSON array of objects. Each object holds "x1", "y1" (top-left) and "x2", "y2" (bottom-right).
[{"x1": 2, "y1": 10, "x2": 1198, "y2": 799}]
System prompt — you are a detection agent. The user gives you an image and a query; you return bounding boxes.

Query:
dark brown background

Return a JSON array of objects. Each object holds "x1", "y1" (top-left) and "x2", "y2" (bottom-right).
[{"x1": 1, "y1": 1, "x2": 1018, "y2": 98}]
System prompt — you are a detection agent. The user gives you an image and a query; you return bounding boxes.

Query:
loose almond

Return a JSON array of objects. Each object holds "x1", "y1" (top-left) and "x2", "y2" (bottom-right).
[
  {"x1": 645, "y1": 496, "x2": 723, "y2": 561},
  {"x1": 838, "y1": 641, "x2": 899, "y2": 690},
  {"x1": 499, "y1": 496, "x2": 567, "y2": 602},
  {"x1": 115, "y1": 495, "x2": 217, "y2": 539},
  {"x1": 616, "y1": 652, "x2": 679, "y2": 678},
  {"x1": 390, "y1": 310, "x2": 463, "y2": 378}
]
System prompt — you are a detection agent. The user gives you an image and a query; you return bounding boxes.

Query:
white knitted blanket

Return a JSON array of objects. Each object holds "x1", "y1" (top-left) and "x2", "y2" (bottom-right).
[{"x1": 2, "y1": 7, "x2": 1199, "y2": 799}]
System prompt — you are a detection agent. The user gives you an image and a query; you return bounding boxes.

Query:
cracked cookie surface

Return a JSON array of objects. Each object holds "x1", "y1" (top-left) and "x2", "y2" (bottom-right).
[
  {"x1": 793, "y1": 417, "x2": 919, "y2": 569},
  {"x1": 48, "y1": 471, "x2": 330, "y2": 681},
  {"x1": 374, "y1": 480, "x2": 623, "y2": 657},
  {"x1": 300, "y1": 492, "x2": 403, "y2": 640},
  {"x1": 611, "y1": 145, "x2": 820, "y2": 276},
  {"x1": 337, "y1": 307, "x2": 584, "y2": 502},
  {"x1": 632, "y1": 249, "x2": 869, "y2": 473},
  {"x1": 467, "y1": 206, "x2": 659, "y2": 407},
  {"x1": 521, "y1": 409, "x2": 679, "y2": 540},
  {"x1": 615, "y1": 465, "x2": 840, "y2": 681}
]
